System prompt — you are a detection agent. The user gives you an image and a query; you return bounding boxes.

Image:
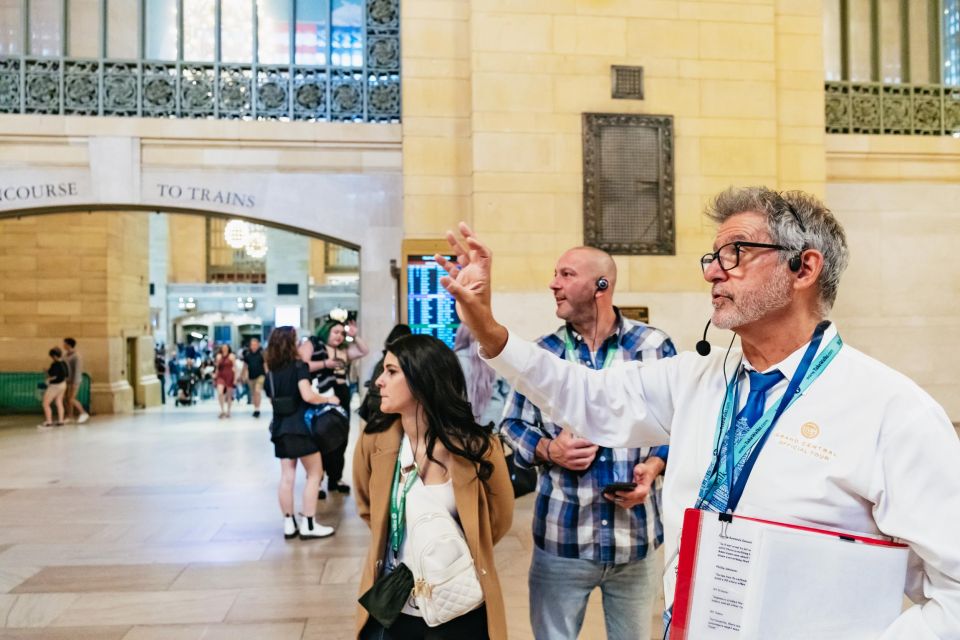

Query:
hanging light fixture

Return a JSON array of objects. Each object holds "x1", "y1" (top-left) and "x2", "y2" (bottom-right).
[
  {"x1": 245, "y1": 227, "x2": 268, "y2": 259},
  {"x1": 224, "y1": 219, "x2": 250, "y2": 249}
]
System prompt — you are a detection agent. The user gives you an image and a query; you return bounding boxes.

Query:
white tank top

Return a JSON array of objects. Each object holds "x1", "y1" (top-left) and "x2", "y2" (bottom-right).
[{"x1": 395, "y1": 436, "x2": 461, "y2": 617}]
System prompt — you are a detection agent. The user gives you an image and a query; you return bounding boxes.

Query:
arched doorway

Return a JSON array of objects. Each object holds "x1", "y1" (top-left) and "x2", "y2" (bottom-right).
[{"x1": 0, "y1": 201, "x2": 397, "y2": 415}]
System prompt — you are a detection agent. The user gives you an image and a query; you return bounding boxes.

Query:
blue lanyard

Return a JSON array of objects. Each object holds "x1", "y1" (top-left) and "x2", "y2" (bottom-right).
[{"x1": 697, "y1": 322, "x2": 843, "y2": 514}]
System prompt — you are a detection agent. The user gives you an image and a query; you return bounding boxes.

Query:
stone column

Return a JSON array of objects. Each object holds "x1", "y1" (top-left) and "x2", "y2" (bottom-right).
[{"x1": 0, "y1": 211, "x2": 159, "y2": 414}]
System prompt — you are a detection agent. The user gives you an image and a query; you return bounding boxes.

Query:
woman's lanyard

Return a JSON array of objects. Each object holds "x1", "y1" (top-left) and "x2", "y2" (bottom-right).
[
  {"x1": 696, "y1": 321, "x2": 844, "y2": 514},
  {"x1": 563, "y1": 330, "x2": 618, "y2": 370},
  {"x1": 388, "y1": 437, "x2": 418, "y2": 557}
]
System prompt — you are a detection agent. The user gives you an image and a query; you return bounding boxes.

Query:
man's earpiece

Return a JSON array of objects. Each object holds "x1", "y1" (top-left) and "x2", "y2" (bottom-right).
[
  {"x1": 596, "y1": 277, "x2": 609, "y2": 292},
  {"x1": 789, "y1": 251, "x2": 802, "y2": 272}
]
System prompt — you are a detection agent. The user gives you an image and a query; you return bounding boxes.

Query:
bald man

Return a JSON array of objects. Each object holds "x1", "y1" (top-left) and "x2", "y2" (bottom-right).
[{"x1": 500, "y1": 247, "x2": 677, "y2": 640}]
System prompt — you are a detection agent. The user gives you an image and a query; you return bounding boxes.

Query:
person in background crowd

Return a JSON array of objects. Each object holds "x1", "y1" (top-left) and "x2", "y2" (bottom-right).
[
  {"x1": 453, "y1": 324, "x2": 510, "y2": 429},
  {"x1": 167, "y1": 351, "x2": 180, "y2": 398},
  {"x1": 265, "y1": 326, "x2": 340, "y2": 540},
  {"x1": 357, "y1": 323, "x2": 412, "y2": 425},
  {"x1": 300, "y1": 317, "x2": 369, "y2": 497},
  {"x1": 200, "y1": 355, "x2": 215, "y2": 400},
  {"x1": 154, "y1": 345, "x2": 167, "y2": 405},
  {"x1": 233, "y1": 350, "x2": 247, "y2": 404},
  {"x1": 214, "y1": 343, "x2": 237, "y2": 419},
  {"x1": 500, "y1": 246, "x2": 675, "y2": 640},
  {"x1": 62, "y1": 337, "x2": 89, "y2": 423},
  {"x1": 353, "y1": 334, "x2": 514, "y2": 640},
  {"x1": 242, "y1": 337, "x2": 267, "y2": 418},
  {"x1": 40, "y1": 347, "x2": 69, "y2": 429}
]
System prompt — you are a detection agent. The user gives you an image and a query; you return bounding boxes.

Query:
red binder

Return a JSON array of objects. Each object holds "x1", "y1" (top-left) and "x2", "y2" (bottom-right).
[{"x1": 670, "y1": 508, "x2": 908, "y2": 640}]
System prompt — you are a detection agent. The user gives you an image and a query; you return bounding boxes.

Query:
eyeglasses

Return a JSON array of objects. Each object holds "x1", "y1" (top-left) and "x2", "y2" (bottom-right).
[{"x1": 700, "y1": 241, "x2": 791, "y2": 273}]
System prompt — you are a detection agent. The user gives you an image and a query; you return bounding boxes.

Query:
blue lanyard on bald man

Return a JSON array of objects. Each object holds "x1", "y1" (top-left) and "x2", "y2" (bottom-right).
[{"x1": 696, "y1": 320, "x2": 843, "y2": 514}]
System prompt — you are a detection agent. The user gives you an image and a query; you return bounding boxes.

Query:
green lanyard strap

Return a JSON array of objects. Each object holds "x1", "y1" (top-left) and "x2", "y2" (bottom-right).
[
  {"x1": 563, "y1": 330, "x2": 618, "y2": 370},
  {"x1": 388, "y1": 437, "x2": 418, "y2": 556}
]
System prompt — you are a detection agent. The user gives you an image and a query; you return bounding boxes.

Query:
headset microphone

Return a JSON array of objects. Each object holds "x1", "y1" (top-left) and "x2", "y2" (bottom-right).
[{"x1": 695, "y1": 319, "x2": 712, "y2": 356}]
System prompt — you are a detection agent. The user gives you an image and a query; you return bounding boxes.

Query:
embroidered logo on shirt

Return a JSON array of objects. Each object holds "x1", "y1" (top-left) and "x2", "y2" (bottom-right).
[
  {"x1": 800, "y1": 422, "x2": 820, "y2": 439},
  {"x1": 775, "y1": 432, "x2": 835, "y2": 462}
]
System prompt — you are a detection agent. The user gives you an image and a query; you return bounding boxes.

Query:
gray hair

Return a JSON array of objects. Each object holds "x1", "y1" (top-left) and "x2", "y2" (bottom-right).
[{"x1": 705, "y1": 186, "x2": 850, "y2": 315}]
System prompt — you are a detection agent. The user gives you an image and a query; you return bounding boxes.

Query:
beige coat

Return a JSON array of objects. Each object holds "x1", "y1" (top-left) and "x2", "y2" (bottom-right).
[{"x1": 353, "y1": 421, "x2": 514, "y2": 639}]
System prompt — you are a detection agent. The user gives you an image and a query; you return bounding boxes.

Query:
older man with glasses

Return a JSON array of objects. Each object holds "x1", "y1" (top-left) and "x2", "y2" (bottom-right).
[{"x1": 437, "y1": 186, "x2": 960, "y2": 639}]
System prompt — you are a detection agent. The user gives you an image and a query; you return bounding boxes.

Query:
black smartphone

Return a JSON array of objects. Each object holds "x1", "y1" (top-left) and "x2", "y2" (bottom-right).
[{"x1": 602, "y1": 482, "x2": 637, "y2": 494}]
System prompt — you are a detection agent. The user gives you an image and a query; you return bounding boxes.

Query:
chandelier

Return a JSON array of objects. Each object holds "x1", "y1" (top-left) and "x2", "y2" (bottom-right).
[
  {"x1": 223, "y1": 219, "x2": 269, "y2": 258},
  {"x1": 223, "y1": 219, "x2": 250, "y2": 249},
  {"x1": 245, "y1": 226, "x2": 268, "y2": 259}
]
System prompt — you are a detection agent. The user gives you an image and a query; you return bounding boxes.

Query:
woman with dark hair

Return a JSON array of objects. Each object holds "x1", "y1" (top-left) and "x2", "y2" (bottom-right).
[
  {"x1": 265, "y1": 326, "x2": 340, "y2": 540},
  {"x1": 299, "y1": 317, "x2": 369, "y2": 496},
  {"x1": 39, "y1": 347, "x2": 69, "y2": 428},
  {"x1": 214, "y1": 343, "x2": 236, "y2": 419},
  {"x1": 353, "y1": 334, "x2": 513, "y2": 640},
  {"x1": 357, "y1": 323, "x2": 412, "y2": 425}
]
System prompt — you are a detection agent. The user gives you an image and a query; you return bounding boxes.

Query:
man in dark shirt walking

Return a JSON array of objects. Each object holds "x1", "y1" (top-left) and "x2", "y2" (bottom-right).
[
  {"x1": 242, "y1": 337, "x2": 266, "y2": 417},
  {"x1": 62, "y1": 337, "x2": 89, "y2": 423}
]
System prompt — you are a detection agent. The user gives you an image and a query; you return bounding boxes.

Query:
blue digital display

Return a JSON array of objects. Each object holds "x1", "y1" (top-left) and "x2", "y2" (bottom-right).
[{"x1": 407, "y1": 255, "x2": 460, "y2": 349}]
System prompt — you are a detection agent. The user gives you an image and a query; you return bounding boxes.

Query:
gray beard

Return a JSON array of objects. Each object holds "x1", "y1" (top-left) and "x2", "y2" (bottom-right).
[{"x1": 712, "y1": 270, "x2": 793, "y2": 331}]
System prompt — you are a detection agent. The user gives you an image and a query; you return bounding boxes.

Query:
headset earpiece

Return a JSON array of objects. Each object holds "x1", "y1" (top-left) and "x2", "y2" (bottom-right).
[
  {"x1": 788, "y1": 251, "x2": 802, "y2": 272},
  {"x1": 596, "y1": 277, "x2": 609, "y2": 292}
]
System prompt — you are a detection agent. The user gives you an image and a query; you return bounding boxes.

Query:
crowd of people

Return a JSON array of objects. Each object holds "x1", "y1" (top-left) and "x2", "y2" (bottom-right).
[
  {"x1": 266, "y1": 185, "x2": 960, "y2": 639},
  {"x1": 31, "y1": 185, "x2": 960, "y2": 639}
]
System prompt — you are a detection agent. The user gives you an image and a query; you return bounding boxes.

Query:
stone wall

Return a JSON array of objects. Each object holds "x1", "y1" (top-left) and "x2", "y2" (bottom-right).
[{"x1": 401, "y1": 0, "x2": 827, "y2": 352}]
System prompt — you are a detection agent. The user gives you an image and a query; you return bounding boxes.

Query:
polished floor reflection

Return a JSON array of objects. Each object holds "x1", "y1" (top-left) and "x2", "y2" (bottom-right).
[{"x1": 0, "y1": 403, "x2": 664, "y2": 639}]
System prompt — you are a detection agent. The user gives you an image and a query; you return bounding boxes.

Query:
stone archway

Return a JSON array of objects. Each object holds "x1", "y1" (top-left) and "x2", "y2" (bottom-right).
[{"x1": 0, "y1": 136, "x2": 403, "y2": 414}]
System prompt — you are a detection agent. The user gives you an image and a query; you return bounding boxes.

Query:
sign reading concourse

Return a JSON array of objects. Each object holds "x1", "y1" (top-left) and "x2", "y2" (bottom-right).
[{"x1": 0, "y1": 170, "x2": 93, "y2": 211}]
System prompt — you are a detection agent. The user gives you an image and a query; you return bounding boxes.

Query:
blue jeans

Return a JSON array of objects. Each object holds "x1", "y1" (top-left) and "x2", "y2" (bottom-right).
[{"x1": 529, "y1": 546, "x2": 657, "y2": 640}]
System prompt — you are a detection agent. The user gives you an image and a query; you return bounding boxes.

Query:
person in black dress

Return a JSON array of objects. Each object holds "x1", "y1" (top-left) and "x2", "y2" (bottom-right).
[{"x1": 265, "y1": 326, "x2": 340, "y2": 539}]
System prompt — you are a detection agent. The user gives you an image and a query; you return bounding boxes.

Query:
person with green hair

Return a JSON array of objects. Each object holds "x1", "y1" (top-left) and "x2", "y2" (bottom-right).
[{"x1": 299, "y1": 316, "x2": 369, "y2": 497}]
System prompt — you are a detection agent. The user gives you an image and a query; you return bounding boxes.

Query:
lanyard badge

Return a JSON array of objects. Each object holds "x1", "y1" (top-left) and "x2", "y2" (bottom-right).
[
  {"x1": 696, "y1": 322, "x2": 843, "y2": 514},
  {"x1": 389, "y1": 437, "x2": 419, "y2": 556}
]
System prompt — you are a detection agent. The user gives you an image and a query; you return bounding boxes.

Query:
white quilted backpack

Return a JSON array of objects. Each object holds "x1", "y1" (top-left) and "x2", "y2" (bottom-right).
[{"x1": 406, "y1": 506, "x2": 485, "y2": 627}]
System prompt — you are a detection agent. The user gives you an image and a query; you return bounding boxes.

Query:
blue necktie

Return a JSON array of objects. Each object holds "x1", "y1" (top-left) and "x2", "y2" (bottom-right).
[
  {"x1": 739, "y1": 369, "x2": 785, "y2": 430},
  {"x1": 703, "y1": 369, "x2": 785, "y2": 512}
]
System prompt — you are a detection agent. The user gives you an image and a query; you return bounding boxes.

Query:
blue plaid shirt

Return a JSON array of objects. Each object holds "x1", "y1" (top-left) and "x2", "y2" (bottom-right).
[{"x1": 500, "y1": 311, "x2": 676, "y2": 564}]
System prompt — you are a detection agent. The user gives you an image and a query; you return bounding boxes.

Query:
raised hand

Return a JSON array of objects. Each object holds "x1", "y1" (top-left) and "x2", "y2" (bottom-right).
[{"x1": 436, "y1": 222, "x2": 508, "y2": 356}]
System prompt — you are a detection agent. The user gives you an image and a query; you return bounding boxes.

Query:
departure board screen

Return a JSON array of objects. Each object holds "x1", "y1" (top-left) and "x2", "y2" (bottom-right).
[{"x1": 407, "y1": 255, "x2": 460, "y2": 348}]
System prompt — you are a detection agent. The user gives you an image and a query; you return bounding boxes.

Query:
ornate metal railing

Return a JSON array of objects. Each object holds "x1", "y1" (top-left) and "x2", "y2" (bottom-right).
[
  {"x1": 0, "y1": 0, "x2": 400, "y2": 122},
  {"x1": 0, "y1": 58, "x2": 399, "y2": 122},
  {"x1": 825, "y1": 81, "x2": 960, "y2": 135}
]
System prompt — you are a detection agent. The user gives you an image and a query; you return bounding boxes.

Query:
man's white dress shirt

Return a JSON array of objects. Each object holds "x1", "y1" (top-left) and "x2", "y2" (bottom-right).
[{"x1": 485, "y1": 323, "x2": 960, "y2": 638}]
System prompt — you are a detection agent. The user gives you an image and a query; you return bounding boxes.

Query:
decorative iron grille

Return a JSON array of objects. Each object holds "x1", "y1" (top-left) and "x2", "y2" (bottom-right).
[
  {"x1": 0, "y1": 0, "x2": 400, "y2": 122},
  {"x1": 825, "y1": 81, "x2": 960, "y2": 135},
  {"x1": 582, "y1": 113, "x2": 675, "y2": 256},
  {"x1": 611, "y1": 65, "x2": 644, "y2": 100}
]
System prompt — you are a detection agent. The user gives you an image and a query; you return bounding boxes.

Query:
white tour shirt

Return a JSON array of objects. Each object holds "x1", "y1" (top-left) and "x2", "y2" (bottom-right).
[{"x1": 485, "y1": 323, "x2": 960, "y2": 639}]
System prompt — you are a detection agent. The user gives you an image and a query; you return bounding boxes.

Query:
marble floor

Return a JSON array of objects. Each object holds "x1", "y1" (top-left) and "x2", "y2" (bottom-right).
[{"x1": 0, "y1": 402, "x2": 665, "y2": 640}]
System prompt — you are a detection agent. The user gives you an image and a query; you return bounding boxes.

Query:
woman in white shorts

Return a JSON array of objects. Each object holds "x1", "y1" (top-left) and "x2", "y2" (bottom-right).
[{"x1": 41, "y1": 347, "x2": 69, "y2": 428}]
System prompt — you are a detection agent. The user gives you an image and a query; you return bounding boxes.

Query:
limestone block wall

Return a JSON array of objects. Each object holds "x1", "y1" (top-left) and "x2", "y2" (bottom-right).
[
  {"x1": 0, "y1": 211, "x2": 157, "y2": 414},
  {"x1": 401, "y1": 0, "x2": 828, "y2": 352},
  {"x1": 827, "y1": 136, "x2": 960, "y2": 421},
  {"x1": 168, "y1": 214, "x2": 207, "y2": 284}
]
